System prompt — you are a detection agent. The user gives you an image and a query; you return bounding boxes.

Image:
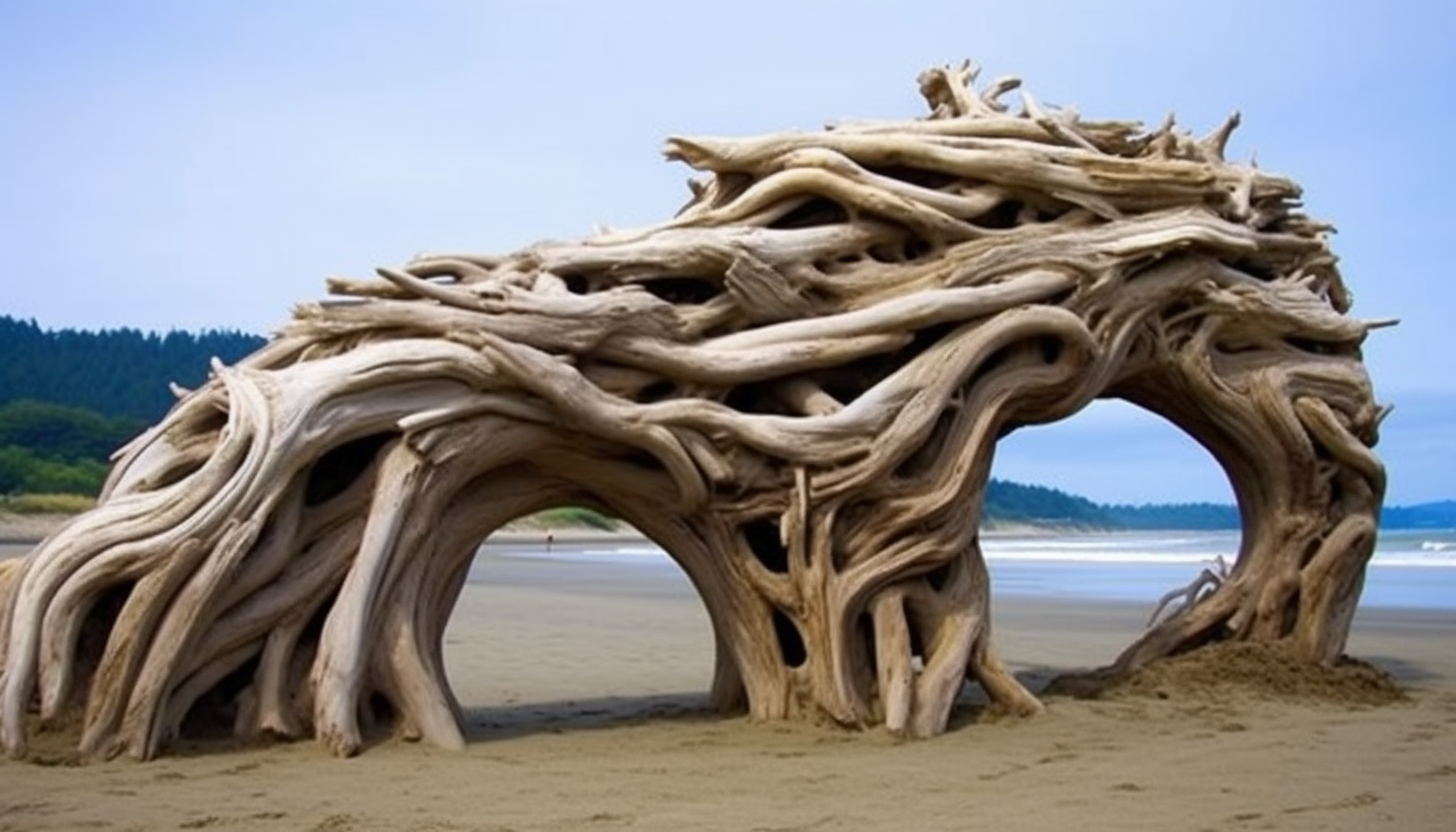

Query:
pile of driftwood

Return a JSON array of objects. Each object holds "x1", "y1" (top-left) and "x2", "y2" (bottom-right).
[{"x1": 0, "y1": 63, "x2": 1385, "y2": 759}]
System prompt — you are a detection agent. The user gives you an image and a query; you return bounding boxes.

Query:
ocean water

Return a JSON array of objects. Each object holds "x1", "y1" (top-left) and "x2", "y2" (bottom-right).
[
  {"x1": 983, "y1": 529, "x2": 1456, "y2": 610},
  {"x1": 493, "y1": 529, "x2": 1456, "y2": 611}
]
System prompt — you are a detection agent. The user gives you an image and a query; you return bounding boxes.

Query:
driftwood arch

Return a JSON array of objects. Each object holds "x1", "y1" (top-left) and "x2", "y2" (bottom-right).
[{"x1": 0, "y1": 63, "x2": 1386, "y2": 760}]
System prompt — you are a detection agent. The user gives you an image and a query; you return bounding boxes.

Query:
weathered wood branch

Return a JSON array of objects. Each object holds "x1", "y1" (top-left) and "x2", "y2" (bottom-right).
[{"x1": 0, "y1": 62, "x2": 1384, "y2": 759}]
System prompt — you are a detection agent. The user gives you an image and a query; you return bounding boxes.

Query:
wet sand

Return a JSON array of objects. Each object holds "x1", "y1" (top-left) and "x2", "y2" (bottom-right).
[{"x1": 0, "y1": 543, "x2": 1453, "y2": 831}]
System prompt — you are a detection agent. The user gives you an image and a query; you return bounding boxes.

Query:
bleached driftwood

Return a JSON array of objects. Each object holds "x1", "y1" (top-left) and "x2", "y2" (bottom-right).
[
  {"x1": 0, "y1": 62, "x2": 1386, "y2": 759},
  {"x1": 1147, "y1": 555, "x2": 1231, "y2": 627}
]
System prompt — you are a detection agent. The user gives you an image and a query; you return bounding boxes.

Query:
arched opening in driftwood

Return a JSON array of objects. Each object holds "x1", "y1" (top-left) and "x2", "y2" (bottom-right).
[
  {"x1": 986, "y1": 398, "x2": 1243, "y2": 673},
  {"x1": 0, "y1": 61, "x2": 1386, "y2": 760},
  {"x1": 444, "y1": 513, "x2": 720, "y2": 740},
  {"x1": 992, "y1": 399, "x2": 1236, "y2": 515}
]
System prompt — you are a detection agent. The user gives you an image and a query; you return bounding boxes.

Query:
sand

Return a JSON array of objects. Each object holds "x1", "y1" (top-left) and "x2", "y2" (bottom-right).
[
  {"x1": 1, "y1": 541, "x2": 1454, "y2": 831},
  {"x1": 0, "y1": 513, "x2": 71, "y2": 545}
]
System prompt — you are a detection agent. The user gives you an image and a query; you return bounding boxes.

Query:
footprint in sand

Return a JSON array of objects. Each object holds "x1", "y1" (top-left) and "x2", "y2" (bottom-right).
[
  {"x1": 1414, "y1": 764, "x2": 1456, "y2": 778},
  {"x1": 309, "y1": 814, "x2": 356, "y2": 832},
  {"x1": 1280, "y1": 791, "x2": 1381, "y2": 815}
]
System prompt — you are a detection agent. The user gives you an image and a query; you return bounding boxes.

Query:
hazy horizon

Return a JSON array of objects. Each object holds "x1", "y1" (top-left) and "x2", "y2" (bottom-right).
[{"x1": 3, "y1": 1, "x2": 1450, "y2": 505}]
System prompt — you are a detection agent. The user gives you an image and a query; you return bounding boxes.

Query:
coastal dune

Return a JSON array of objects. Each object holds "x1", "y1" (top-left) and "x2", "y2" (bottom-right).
[{"x1": 0, "y1": 538, "x2": 1453, "y2": 831}]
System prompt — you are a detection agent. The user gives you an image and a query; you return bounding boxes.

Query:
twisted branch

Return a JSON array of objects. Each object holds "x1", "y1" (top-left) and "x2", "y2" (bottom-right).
[{"x1": 0, "y1": 62, "x2": 1384, "y2": 759}]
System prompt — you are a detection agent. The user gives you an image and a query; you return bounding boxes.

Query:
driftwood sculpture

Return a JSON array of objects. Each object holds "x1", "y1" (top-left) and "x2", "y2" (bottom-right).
[{"x1": 0, "y1": 63, "x2": 1387, "y2": 760}]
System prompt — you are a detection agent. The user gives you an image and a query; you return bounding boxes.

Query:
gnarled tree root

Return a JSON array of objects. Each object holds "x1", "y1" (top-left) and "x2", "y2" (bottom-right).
[{"x1": 0, "y1": 61, "x2": 1384, "y2": 759}]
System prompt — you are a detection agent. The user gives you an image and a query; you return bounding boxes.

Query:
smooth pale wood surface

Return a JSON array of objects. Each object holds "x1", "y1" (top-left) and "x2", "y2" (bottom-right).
[{"x1": 0, "y1": 62, "x2": 1385, "y2": 759}]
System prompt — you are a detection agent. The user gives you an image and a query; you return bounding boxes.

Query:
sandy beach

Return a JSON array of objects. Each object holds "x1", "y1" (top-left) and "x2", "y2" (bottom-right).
[{"x1": 1, "y1": 537, "x2": 1454, "y2": 832}]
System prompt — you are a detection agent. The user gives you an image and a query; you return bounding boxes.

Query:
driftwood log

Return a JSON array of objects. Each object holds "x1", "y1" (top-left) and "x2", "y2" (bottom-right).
[{"x1": 0, "y1": 63, "x2": 1387, "y2": 760}]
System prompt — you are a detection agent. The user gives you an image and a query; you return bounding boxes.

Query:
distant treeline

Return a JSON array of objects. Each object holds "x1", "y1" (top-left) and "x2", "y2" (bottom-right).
[
  {"x1": 0, "y1": 400, "x2": 140, "y2": 495},
  {"x1": 984, "y1": 480, "x2": 1241, "y2": 529},
  {"x1": 983, "y1": 479, "x2": 1106, "y2": 526},
  {"x1": 0, "y1": 316, "x2": 1448, "y2": 530},
  {"x1": 1102, "y1": 502, "x2": 1241, "y2": 530},
  {"x1": 1381, "y1": 501, "x2": 1456, "y2": 529},
  {"x1": 0, "y1": 315, "x2": 264, "y2": 422},
  {"x1": 1, "y1": 314, "x2": 262, "y2": 497}
]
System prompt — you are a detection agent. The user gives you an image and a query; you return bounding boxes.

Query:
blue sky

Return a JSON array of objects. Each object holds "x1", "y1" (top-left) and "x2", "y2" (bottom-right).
[{"x1": 1, "y1": 1, "x2": 1450, "y2": 505}]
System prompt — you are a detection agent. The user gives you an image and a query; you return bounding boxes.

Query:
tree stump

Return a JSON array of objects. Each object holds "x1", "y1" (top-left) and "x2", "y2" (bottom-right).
[{"x1": 0, "y1": 62, "x2": 1386, "y2": 759}]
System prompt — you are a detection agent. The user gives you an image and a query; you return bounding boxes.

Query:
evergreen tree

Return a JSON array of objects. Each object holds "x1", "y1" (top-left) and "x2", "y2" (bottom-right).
[{"x1": 0, "y1": 315, "x2": 265, "y2": 422}]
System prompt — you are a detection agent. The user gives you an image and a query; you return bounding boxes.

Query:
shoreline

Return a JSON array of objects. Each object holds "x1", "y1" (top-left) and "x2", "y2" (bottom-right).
[
  {"x1": 6, "y1": 511, "x2": 1448, "y2": 549},
  {"x1": 0, "y1": 507, "x2": 1242, "y2": 547}
]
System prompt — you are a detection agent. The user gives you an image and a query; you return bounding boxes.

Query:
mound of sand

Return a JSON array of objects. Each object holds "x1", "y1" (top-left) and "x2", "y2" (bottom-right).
[{"x1": 1047, "y1": 640, "x2": 1407, "y2": 707}]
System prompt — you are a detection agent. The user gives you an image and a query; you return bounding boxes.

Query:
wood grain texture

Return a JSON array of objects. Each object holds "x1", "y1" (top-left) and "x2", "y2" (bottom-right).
[{"x1": 0, "y1": 62, "x2": 1385, "y2": 759}]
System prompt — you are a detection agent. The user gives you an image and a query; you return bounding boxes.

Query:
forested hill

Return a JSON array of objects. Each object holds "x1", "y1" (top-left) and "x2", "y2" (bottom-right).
[
  {"x1": 1381, "y1": 501, "x2": 1456, "y2": 529},
  {"x1": 0, "y1": 315, "x2": 265, "y2": 422},
  {"x1": 983, "y1": 480, "x2": 1240, "y2": 530}
]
